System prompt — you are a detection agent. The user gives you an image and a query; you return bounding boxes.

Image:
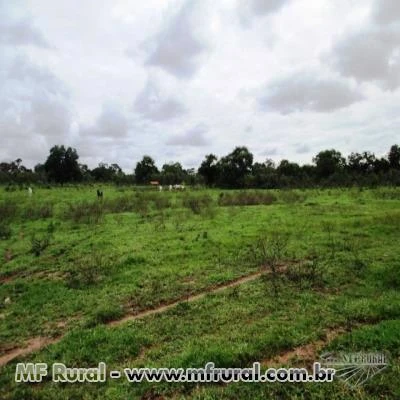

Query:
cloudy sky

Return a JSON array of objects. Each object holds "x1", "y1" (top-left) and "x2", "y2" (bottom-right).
[{"x1": 1, "y1": 0, "x2": 399, "y2": 171}]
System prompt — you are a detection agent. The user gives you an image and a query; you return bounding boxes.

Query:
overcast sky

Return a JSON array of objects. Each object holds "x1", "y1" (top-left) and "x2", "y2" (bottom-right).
[{"x1": 0, "y1": 0, "x2": 399, "y2": 171}]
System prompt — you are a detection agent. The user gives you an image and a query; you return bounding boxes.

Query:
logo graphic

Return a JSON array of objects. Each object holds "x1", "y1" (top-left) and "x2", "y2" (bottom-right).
[{"x1": 320, "y1": 351, "x2": 389, "y2": 387}]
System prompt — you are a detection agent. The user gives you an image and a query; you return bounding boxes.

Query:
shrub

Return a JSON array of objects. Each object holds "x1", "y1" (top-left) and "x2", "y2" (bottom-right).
[
  {"x1": 23, "y1": 203, "x2": 53, "y2": 220},
  {"x1": 251, "y1": 231, "x2": 290, "y2": 296},
  {"x1": 0, "y1": 223, "x2": 12, "y2": 240},
  {"x1": 86, "y1": 304, "x2": 124, "y2": 326},
  {"x1": 373, "y1": 188, "x2": 400, "y2": 200},
  {"x1": 279, "y1": 189, "x2": 306, "y2": 204},
  {"x1": 218, "y1": 191, "x2": 277, "y2": 206},
  {"x1": 183, "y1": 194, "x2": 214, "y2": 215},
  {"x1": 30, "y1": 234, "x2": 51, "y2": 256},
  {"x1": 153, "y1": 196, "x2": 171, "y2": 210},
  {"x1": 0, "y1": 200, "x2": 17, "y2": 222},
  {"x1": 286, "y1": 256, "x2": 325, "y2": 288},
  {"x1": 65, "y1": 201, "x2": 104, "y2": 224},
  {"x1": 104, "y1": 195, "x2": 136, "y2": 213},
  {"x1": 65, "y1": 255, "x2": 110, "y2": 289}
]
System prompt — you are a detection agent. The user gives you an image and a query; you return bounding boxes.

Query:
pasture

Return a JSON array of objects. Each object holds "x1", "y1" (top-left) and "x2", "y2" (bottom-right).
[{"x1": 0, "y1": 185, "x2": 400, "y2": 399}]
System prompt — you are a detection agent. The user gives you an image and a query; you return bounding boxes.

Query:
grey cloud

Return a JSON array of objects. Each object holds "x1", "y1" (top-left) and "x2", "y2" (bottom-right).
[
  {"x1": 167, "y1": 123, "x2": 209, "y2": 147},
  {"x1": 0, "y1": 18, "x2": 50, "y2": 47},
  {"x1": 134, "y1": 80, "x2": 186, "y2": 121},
  {"x1": 81, "y1": 104, "x2": 129, "y2": 138},
  {"x1": 325, "y1": 27, "x2": 400, "y2": 90},
  {"x1": 261, "y1": 147, "x2": 278, "y2": 156},
  {"x1": 7, "y1": 55, "x2": 67, "y2": 96},
  {"x1": 1, "y1": 55, "x2": 71, "y2": 138},
  {"x1": 30, "y1": 94, "x2": 72, "y2": 137},
  {"x1": 143, "y1": 3, "x2": 207, "y2": 78},
  {"x1": 295, "y1": 143, "x2": 310, "y2": 154},
  {"x1": 0, "y1": 55, "x2": 72, "y2": 164},
  {"x1": 250, "y1": 0, "x2": 290, "y2": 16},
  {"x1": 258, "y1": 72, "x2": 364, "y2": 114},
  {"x1": 371, "y1": 0, "x2": 400, "y2": 25},
  {"x1": 238, "y1": 0, "x2": 291, "y2": 26}
]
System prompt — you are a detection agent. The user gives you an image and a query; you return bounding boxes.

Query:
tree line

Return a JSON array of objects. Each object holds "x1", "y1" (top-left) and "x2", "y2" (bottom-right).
[{"x1": 1, "y1": 144, "x2": 400, "y2": 188}]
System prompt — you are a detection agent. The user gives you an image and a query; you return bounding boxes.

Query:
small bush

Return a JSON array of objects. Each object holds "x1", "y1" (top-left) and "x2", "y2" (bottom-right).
[
  {"x1": 286, "y1": 256, "x2": 325, "y2": 288},
  {"x1": 30, "y1": 234, "x2": 51, "y2": 256},
  {"x1": 0, "y1": 223, "x2": 12, "y2": 240},
  {"x1": 218, "y1": 191, "x2": 277, "y2": 206},
  {"x1": 279, "y1": 190, "x2": 306, "y2": 204},
  {"x1": 373, "y1": 188, "x2": 400, "y2": 200},
  {"x1": 153, "y1": 196, "x2": 171, "y2": 210},
  {"x1": 65, "y1": 255, "x2": 110, "y2": 289},
  {"x1": 23, "y1": 203, "x2": 53, "y2": 220},
  {"x1": 104, "y1": 195, "x2": 136, "y2": 213},
  {"x1": 87, "y1": 304, "x2": 124, "y2": 326},
  {"x1": 382, "y1": 264, "x2": 400, "y2": 289},
  {"x1": 65, "y1": 201, "x2": 104, "y2": 224},
  {"x1": 182, "y1": 194, "x2": 212, "y2": 214},
  {"x1": 0, "y1": 200, "x2": 17, "y2": 222}
]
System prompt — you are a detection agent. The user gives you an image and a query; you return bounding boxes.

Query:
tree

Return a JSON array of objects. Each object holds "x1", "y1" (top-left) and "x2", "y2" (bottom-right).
[
  {"x1": 198, "y1": 154, "x2": 219, "y2": 186},
  {"x1": 160, "y1": 162, "x2": 186, "y2": 184},
  {"x1": 277, "y1": 160, "x2": 301, "y2": 177},
  {"x1": 134, "y1": 156, "x2": 159, "y2": 184},
  {"x1": 44, "y1": 145, "x2": 82, "y2": 183},
  {"x1": 91, "y1": 163, "x2": 123, "y2": 182},
  {"x1": 251, "y1": 159, "x2": 278, "y2": 188},
  {"x1": 313, "y1": 149, "x2": 345, "y2": 179},
  {"x1": 388, "y1": 145, "x2": 400, "y2": 169},
  {"x1": 217, "y1": 146, "x2": 253, "y2": 187},
  {"x1": 347, "y1": 152, "x2": 376, "y2": 174}
]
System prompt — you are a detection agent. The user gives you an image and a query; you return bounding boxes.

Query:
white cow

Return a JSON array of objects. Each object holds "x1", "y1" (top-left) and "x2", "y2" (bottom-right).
[
  {"x1": 173, "y1": 184, "x2": 185, "y2": 190},
  {"x1": 158, "y1": 185, "x2": 163, "y2": 192},
  {"x1": 28, "y1": 187, "x2": 33, "y2": 197}
]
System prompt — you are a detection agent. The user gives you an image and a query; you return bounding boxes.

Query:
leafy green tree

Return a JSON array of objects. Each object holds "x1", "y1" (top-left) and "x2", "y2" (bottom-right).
[
  {"x1": 160, "y1": 162, "x2": 186, "y2": 184},
  {"x1": 134, "y1": 156, "x2": 159, "y2": 184},
  {"x1": 251, "y1": 159, "x2": 278, "y2": 188},
  {"x1": 313, "y1": 149, "x2": 345, "y2": 179},
  {"x1": 91, "y1": 163, "x2": 123, "y2": 182},
  {"x1": 198, "y1": 154, "x2": 219, "y2": 186},
  {"x1": 44, "y1": 145, "x2": 82, "y2": 183},
  {"x1": 347, "y1": 152, "x2": 376, "y2": 173},
  {"x1": 388, "y1": 145, "x2": 400, "y2": 169},
  {"x1": 217, "y1": 146, "x2": 253, "y2": 187}
]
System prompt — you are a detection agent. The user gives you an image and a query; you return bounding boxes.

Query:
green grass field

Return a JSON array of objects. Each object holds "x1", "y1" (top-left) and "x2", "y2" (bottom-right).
[{"x1": 0, "y1": 186, "x2": 400, "y2": 399}]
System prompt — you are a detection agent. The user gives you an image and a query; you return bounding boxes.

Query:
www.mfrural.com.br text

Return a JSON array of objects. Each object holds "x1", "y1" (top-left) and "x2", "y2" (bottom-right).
[{"x1": 15, "y1": 362, "x2": 335, "y2": 384}]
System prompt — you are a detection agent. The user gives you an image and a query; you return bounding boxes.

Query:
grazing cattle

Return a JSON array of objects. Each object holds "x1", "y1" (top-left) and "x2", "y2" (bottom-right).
[
  {"x1": 158, "y1": 185, "x2": 163, "y2": 192},
  {"x1": 173, "y1": 184, "x2": 185, "y2": 191},
  {"x1": 28, "y1": 187, "x2": 33, "y2": 197},
  {"x1": 169, "y1": 185, "x2": 173, "y2": 191},
  {"x1": 97, "y1": 189, "x2": 103, "y2": 199}
]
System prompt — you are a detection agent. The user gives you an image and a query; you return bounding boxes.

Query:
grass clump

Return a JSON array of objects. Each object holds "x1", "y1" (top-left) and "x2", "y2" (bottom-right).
[
  {"x1": 182, "y1": 194, "x2": 214, "y2": 215},
  {"x1": 65, "y1": 201, "x2": 104, "y2": 224},
  {"x1": 0, "y1": 223, "x2": 12, "y2": 240},
  {"x1": 218, "y1": 191, "x2": 277, "y2": 206}
]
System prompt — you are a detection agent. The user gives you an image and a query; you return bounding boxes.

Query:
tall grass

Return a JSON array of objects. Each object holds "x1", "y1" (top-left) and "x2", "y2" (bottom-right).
[
  {"x1": 218, "y1": 191, "x2": 277, "y2": 206},
  {"x1": 64, "y1": 201, "x2": 104, "y2": 224}
]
